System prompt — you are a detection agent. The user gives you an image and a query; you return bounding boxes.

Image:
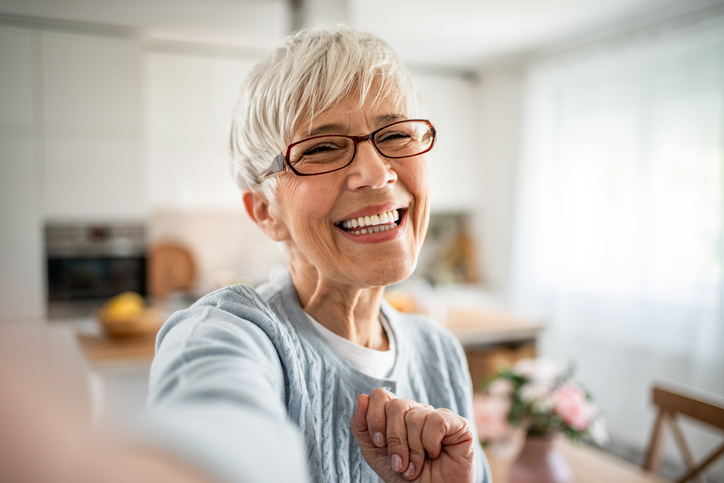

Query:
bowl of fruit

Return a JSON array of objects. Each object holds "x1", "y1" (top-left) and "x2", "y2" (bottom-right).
[{"x1": 97, "y1": 292, "x2": 161, "y2": 338}]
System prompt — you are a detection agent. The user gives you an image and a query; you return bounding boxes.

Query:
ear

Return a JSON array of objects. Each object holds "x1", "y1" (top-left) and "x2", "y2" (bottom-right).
[{"x1": 243, "y1": 190, "x2": 291, "y2": 242}]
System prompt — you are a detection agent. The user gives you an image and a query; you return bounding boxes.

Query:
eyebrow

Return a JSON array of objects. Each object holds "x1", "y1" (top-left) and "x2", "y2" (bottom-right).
[
  {"x1": 306, "y1": 123, "x2": 345, "y2": 137},
  {"x1": 376, "y1": 114, "x2": 406, "y2": 125},
  {"x1": 302, "y1": 114, "x2": 408, "y2": 138}
]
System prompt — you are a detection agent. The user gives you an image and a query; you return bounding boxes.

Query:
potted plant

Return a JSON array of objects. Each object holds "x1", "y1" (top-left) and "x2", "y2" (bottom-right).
[{"x1": 473, "y1": 358, "x2": 608, "y2": 483}]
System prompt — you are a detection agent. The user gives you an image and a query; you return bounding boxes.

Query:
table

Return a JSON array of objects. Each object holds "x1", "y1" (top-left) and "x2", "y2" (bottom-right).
[
  {"x1": 445, "y1": 308, "x2": 544, "y2": 347},
  {"x1": 487, "y1": 440, "x2": 672, "y2": 483},
  {"x1": 76, "y1": 330, "x2": 157, "y2": 362},
  {"x1": 75, "y1": 326, "x2": 158, "y2": 425}
]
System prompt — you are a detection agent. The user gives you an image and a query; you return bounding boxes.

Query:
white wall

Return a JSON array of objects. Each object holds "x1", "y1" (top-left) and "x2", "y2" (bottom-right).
[
  {"x1": 472, "y1": 65, "x2": 527, "y2": 297},
  {"x1": 411, "y1": 72, "x2": 482, "y2": 212}
]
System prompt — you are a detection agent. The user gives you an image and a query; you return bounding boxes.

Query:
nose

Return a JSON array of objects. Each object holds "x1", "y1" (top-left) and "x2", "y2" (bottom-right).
[{"x1": 345, "y1": 140, "x2": 397, "y2": 191}]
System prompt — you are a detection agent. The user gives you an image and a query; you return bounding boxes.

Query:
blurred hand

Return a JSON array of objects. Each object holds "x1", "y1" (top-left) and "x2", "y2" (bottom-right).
[
  {"x1": 350, "y1": 388, "x2": 476, "y2": 483},
  {"x1": 0, "y1": 342, "x2": 215, "y2": 483}
]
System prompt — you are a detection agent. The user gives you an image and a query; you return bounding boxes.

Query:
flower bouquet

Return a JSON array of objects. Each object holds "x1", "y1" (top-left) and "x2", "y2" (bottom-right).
[{"x1": 473, "y1": 358, "x2": 608, "y2": 446}]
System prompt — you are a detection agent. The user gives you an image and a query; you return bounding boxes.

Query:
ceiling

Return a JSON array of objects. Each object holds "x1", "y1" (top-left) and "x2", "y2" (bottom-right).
[{"x1": 0, "y1": 0, "x2": 715, "y2": 69}]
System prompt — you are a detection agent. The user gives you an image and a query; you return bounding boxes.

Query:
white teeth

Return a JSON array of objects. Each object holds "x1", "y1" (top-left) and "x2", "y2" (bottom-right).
[{"x1": 340, "y1": 209, "x2": 401, "y2": 235}]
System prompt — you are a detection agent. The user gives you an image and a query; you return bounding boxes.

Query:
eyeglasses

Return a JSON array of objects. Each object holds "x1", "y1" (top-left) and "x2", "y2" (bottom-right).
[{"x1": 257, "y1": 119, "x2": 436, "y2": 181}]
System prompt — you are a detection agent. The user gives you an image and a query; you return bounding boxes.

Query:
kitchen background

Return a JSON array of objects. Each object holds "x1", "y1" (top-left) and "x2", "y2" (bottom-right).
[{"x1": 1, "y1": 0, "x2": 723, "y2": 481}]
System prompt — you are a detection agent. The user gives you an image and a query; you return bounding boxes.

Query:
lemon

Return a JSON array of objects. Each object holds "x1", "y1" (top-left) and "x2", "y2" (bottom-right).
[{"x1": 103, "y1": 291, "x2": 145, "y2": 321}]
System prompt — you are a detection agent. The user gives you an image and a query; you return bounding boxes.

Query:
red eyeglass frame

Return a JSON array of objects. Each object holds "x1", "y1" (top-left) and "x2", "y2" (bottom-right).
[{"x1": 256, "y1": 119, "x2": 436, "y2": 182}]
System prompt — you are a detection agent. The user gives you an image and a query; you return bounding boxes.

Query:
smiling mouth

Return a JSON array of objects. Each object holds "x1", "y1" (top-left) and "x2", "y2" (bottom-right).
[{"x1": 337, "y1": 209, "x2": 403, "y2": 235}]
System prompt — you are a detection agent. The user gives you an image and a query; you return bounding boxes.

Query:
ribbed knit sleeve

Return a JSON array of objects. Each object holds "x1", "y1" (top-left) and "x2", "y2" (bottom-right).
[{"x1": 146, "y1": 285, "x2": 310, "y2": 483}]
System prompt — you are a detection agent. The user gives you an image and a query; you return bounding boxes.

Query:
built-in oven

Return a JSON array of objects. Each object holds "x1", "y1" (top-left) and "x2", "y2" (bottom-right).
[{"x1": 45, "y1": 222, "x2": 147, "y2": 319}]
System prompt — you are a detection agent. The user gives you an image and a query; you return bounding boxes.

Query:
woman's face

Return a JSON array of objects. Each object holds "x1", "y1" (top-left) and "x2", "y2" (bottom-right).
[{"x1": 270, "y1": 92, "x2": 430, "y2": 289}]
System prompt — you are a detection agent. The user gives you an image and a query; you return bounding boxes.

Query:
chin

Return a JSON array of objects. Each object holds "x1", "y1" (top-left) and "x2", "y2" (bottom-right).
[{"x1": 352, "y1": 256, "x2": 418, "y2": 288}]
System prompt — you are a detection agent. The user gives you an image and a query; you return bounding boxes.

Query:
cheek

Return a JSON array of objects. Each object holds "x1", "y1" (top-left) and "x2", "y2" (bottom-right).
[
  {"x1": 402, "y1": 156, "x2": 429, "y2": 196},
  {"x1": 404, "y1": 160, "x2": 430, "y2": 233},
  {"x1": 417, "y1": 163, "x2": 430, "y2": 198},
  {"x1": 277, "y1": 177, "x2": 340, "y2": 240}
]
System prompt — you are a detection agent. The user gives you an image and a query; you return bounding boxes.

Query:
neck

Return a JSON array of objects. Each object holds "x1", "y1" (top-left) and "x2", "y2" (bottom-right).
[{"x1": 287, "y1": 246, "x2": 388, "y2": 350}]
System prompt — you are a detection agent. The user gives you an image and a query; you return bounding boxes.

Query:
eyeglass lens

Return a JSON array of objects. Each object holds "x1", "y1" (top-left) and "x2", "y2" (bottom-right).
[{"x1": 288, "y1": 120, "x2": 433, "y2": 175}]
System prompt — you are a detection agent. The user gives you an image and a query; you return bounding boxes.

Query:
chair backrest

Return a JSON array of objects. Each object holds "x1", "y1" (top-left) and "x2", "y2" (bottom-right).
[{"x1": 644, "y1": 384, "x2": 724, "y2": 483}]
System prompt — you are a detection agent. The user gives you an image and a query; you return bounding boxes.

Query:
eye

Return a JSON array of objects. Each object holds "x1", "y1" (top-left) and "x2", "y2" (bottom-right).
[
  {"x1": 377, "y1": 130, "x2": 412, "y2": 143},
  {"x1": 302, "y1": 142, "x2": 344, "y2": 156},
  {"x1": 290, "y1": 138, "x2": 351, "y2": 166}
]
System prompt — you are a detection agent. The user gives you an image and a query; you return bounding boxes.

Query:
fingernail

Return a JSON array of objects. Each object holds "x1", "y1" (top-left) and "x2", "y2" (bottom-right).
[
  {"x1": 404, "y1": 462, "x2": 415, "y2": 477},
  {"x1": 373, "y1": 432, "x2": 384, "y2": 447},
  {"x1": 391, "y1": 454, "x2": 403, "y2": 472},
  {"x1": 354, "y1": 397, "x2": 359, "y2": 414}
]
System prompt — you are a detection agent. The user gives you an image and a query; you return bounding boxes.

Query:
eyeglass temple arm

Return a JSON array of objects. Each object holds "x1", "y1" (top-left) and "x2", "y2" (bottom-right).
[{"x1": 257, "y1": 153, "x2": 286, "y2": 182}]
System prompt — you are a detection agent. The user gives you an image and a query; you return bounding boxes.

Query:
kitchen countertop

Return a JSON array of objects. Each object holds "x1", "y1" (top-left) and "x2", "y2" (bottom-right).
[{"x1": 70, "y1": 306, "x2": 544, "y2": 365}]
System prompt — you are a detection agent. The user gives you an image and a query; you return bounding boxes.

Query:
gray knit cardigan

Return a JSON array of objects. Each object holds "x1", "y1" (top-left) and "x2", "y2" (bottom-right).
[{"x1": 147, "y1": 273, "x2": 491, "y2": 483}]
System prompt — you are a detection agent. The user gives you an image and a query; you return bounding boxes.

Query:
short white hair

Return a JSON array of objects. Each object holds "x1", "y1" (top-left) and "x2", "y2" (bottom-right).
[{"x1": 230, "y1": 25, "x2": 421, "y2": 199}]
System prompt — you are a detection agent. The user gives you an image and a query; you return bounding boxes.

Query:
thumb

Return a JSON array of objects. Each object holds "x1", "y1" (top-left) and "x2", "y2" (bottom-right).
[
  {"x1": 351, "y1": 394, "x2": 399, "y2": 482},
  {"x1": 350, "y1": 394, "x2": 374, "y2": 448}
]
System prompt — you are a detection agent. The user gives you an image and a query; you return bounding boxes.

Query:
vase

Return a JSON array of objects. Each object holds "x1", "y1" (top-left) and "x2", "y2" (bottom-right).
[{"x1": 508, "y1": 435, "x2": 573, "y2": 483}]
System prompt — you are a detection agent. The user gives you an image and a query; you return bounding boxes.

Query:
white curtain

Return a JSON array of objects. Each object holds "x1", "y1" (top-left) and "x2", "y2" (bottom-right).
[{"x1": 511, "y1": 13, "x2": 724, "y2": 465}]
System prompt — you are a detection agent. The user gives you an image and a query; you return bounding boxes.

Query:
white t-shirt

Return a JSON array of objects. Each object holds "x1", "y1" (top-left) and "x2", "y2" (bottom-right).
[
  {"x1": 307, "y1": 313, "x2": 397, "y2": 483},
  {"x1": 306, "y1": 313, "x2": 397, "y2": 379}
]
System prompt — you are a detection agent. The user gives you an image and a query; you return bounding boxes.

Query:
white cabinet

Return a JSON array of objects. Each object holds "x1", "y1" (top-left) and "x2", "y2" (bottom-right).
[
  {"x1": 43, "y1": 135, "x2": 145, "y2": 219},
  {"x1": 0, "y1": 27, "x2": 35, "y2": 127},
  {"x1": 41, "y1": 32, "x2": 142, "y2": 132},
  {"x1": 40, "y1": 31, "x2": 145, "y2": 220},
  {"x1": 0, "y1": 25, "x2": 146, "y2": 321},
  {"x1": 0, "y1": 27, "x2": 44, "y2": 321},
  {"x1": 0, "y1": 132, "x2": 44, "y2": 321}
]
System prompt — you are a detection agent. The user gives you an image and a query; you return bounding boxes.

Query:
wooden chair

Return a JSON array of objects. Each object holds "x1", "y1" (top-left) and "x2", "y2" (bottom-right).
[{"x1": 644, "y1": 384, "x2": 724, "y2": 483}]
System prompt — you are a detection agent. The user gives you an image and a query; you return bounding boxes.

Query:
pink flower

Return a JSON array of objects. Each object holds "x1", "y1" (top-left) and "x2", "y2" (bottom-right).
[
  {"x1": 519, "y1": 382, "x2": 550, "y2": 403},
  {"x1": 554, "y1": 384, "x2": 594, "y2": 431},
  {"x1": 488, "y1": 378, "x2": 514, "y2": 398},
  {"x1": 473, "y1": 394, "x2": 511, "y2": 441},
  {"x1": 513, "y1": 358, "x2": 561, "y2": 385}
]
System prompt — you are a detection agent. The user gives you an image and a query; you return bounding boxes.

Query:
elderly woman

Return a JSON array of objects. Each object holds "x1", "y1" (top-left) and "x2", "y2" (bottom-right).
[{"x1": 148, "y1": 26, "x2": 491, "y2": 483}]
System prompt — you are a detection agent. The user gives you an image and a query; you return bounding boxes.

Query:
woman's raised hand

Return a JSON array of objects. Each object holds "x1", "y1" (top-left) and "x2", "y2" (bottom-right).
[{"x1": 350, "y1": 388, "x2": 476, "y2": 483}]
